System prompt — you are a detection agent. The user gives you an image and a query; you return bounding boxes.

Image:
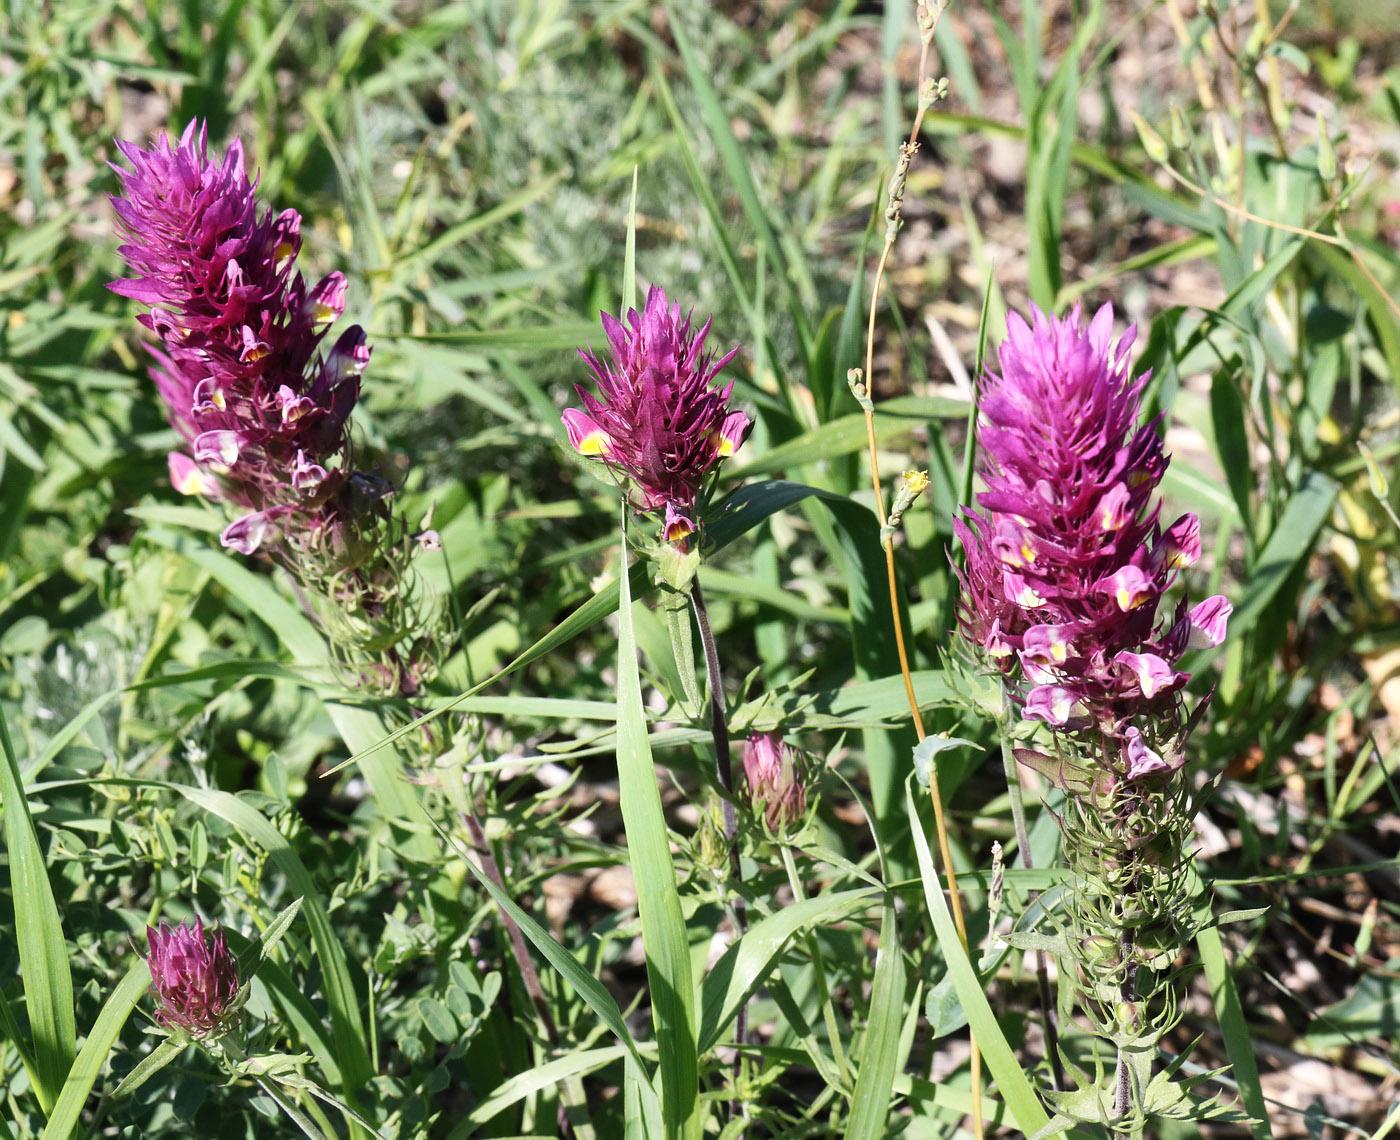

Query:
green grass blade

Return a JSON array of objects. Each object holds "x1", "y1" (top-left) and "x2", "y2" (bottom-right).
[
  {"x1": 725, "y1": 395, "x2": 967, "y2": 481},
  {"x1": 446, "y1": 1046, "x2": 627, "y2": 1140},
  {"x1": 1229, "y1": 470, "x2": 1338, "y2": 636},
  {"x1": 625, "y1": 1051, "x2": 666, "y2": 1140},
  {"x1": 624, "y1": 166, "x2": 638, "y2": 314},
  {"x1": 1209, "y1": 370, "x2": 1257, "y2": 548},
  {"x1": 0, "y1": 704, "x2": 76, "y2": 1115},
  {"x1": 842, "y1": 901, "x2": 906, "y2": 1139},
  {"x1": 615, "y1": 530, "x2": 700, "y2": 1140},
  {"x1": 368, "y1": 323, "x2": 600, "y2": 352},
  {"x1": 698, "y1": 888, "x2": 877, "y2": 1052},
  {"x1": 907, "y1": 782, "x2": 1053, "y2": 1135},
  {"x1": 1196, "y1": 923, "x2": 1274, "y2": 1139},
  {"x1": 39, "y1": 960, "x2": 148, "y2": 1140},
  {"x1": 444, "y1": 813, "x2": 664, "y2": 1128},
  {"x1": 660, "y1": 0, "x2": 814, "y2": 350},
  {"x1": 142, "y1": 528, "x2": 437, "y2": 862}
]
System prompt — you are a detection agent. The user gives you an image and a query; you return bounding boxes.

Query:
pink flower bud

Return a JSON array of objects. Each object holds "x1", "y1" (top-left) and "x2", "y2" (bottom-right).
[
  {"x1": 145, "y1": 918, "x2": 240, "y2": 1038},
  {"x1": 742, "y1": 732, "x2": 805, "y2": 833}
]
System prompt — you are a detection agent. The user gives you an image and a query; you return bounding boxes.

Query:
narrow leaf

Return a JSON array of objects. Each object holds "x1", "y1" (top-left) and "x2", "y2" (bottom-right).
[
  {"x1": 0, "y1": 705, "x2": 76, "y2": 1114},
  {"x1": 615, "y1": 534, "x2": 700, "y2": 1140},
  {"x1": 843, "y1": 903, "x2": 907, "y2": 1139},
  {"x1": 40, "y1": 960, "x2": 148, "y2": 1140}
]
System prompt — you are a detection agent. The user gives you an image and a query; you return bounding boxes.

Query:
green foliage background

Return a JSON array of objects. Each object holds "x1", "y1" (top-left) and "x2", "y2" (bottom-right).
[{"x1": 2, "y1": 0, "x2": 1399, "y2": 1137}]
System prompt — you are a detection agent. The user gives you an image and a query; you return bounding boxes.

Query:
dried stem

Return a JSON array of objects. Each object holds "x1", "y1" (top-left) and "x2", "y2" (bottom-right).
[
  {"x1": 463, "y1": 811, "x2": 561, "y2": 1043},
  {"x1": 859, "y1": 4, "x2": 983, "y2": 1136}
]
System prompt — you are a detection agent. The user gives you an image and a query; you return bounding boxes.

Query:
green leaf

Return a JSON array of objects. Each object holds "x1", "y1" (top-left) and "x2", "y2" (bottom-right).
[
  {"x1": 697, "y1": 888, "x2": 878, "y2": 1053},
  {"x1": 615, "y1": 533, "x2": 700, "y2": 1140},
  {"x1": 40, "y1": 960, "x2": 148, "y2": 1140},
  {"x1": 0, "y1": 704, "x2": 76, "y2": 1114},
  {"x1": 372, "y1": 323, "x2": 599, "y2": 352},
  {"x1": 418, "y1": 998, "x2": 457, "y2": 1043},
  {"x1": 623, "y1": 167, "x2": 638, "y2": 314},
  {"x1": 1230, "y1": 470, "x2": 1338, "y2": 636},
  {"x1": 843, "y1": 902, "x2": 907, "y2": 1139},
  {"x1": 726, "y1": 395, "x2": 968, "y2": 480},
  {"x1": 1304, "y1": 958, "x2": 1400, "y2": 1051},
  {"x1": 660, "y1": 0, "x2": 811, "y2": 343},
  {"x1": 142, "y1": 529, "x2": 437, "y2": 863},
  {"x1": 908, "y1": 783, "x2": 1053, "y2": 1135},
  {"x1": 110, "y1": 1037, "x2": 186, "y2": 1101},
  {"x1": 448, "y1": 820, "x2": 662, "y2": 1116},
  {"x1": 446, "y1": 1046, "x2": 627, "y2": 1140},
  {"x1": 1196, "y1": 921, "x2": 1274, "y2": 1139},
  {"x1": 1209, "y1": 370, "x2": 1255, "y2": 544}
]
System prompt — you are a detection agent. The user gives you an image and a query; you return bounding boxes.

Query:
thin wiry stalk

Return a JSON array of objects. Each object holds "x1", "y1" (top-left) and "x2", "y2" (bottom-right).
[
  {"x1": 690, "y1": 576, "x2": 749, "y2": 1121},
  {"x1": 859, "y1": 5, "x2": 983, "y2": 1136}
]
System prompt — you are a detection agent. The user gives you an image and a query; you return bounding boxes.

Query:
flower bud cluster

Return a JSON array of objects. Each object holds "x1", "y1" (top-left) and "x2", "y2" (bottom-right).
[
  {"x1": 564, "y1": 286, "x2": 750, "y2": 545},
  {"x1": 954, "y1": 303, "x2": 1231, "y2": 781},
  {"x1": 145, "y1": 918, "x2": 241, "y2": 1039}
]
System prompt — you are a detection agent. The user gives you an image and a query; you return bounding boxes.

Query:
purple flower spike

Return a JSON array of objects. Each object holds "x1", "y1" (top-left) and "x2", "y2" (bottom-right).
[
  {"x1": 742, "y1": 732, "x2": 805, "y2": 833},
  {"x1": 145, "y1": 918, "x2": 241, "y2": 1038},
  {"x1": 109, "y1": 120, "x2": 363, "y2": 551},
  {"x1": 566, "y1": 286, "x2": 749, "y2": 540},
  {"x1": 954, "y1": 303, "x2": 1231, "y2": 781}
]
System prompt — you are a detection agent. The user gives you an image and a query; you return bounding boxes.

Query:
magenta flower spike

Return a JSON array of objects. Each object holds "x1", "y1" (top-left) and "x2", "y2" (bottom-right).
[
  {"x1": 742, "y1": 731, "x2": 805, "y2": 833},
  {"x1": 109, "y1": 120, "x2": 365, "y2": 555},
  {"x1": 954, "y1": 303, "x2": 1231, "y2": 780},
  {"x1": 564, "y1": 286, "x2": 749, "y2": 541},
  {"x1": 145, "y1": 918, "x2": 241, "y2": 1038}
]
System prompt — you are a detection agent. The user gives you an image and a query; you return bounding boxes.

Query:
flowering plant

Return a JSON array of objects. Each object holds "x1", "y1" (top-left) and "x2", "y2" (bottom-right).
[
  {"x1": 955, "y1": 304, "x2": 1236, "y2": 1127},
  {"x1": 564, "y1": 285, "x2": 749, "y2": 547},
  {"x1": 954, "y1": 303, "x2": 1231, "y2": 787},
  {"x1": 110, "y1": 121, "x2": 437, "y2": 693}
]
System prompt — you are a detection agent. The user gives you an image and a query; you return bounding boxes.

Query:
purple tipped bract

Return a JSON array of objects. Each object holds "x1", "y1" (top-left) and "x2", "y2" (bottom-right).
[
  {"x1": 742, "y1": 731, "x2": 805, "y2": 832},
  {"x1": 110, "y1": 120, "x2": 365, "y2": 554},
  {"x1": 954, "y1": 303, "x2": 1231, "y2": 780},
  {"x1": 565, "y1": 285, "x2": 749, "y2": 537},
  {"x1": 145, "y1": 918, "x2": 241, "y2": 1038}
]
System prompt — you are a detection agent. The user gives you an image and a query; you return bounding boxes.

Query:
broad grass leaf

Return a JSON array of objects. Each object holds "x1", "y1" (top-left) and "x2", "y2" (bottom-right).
[
  {"x1": 0, "y1": 705, "x2": 75, "y2": 1114},
  {"x1": 39, "y1": 961, "x2": 147, "y2": 1140},
  {"x1": 697, "y1": 888, "x2": 878, "y2": 1053},
  {"x1": 842, "y1": 901, "x2": 907, "y2": 1139},
  {"x1": 615, "y1": 535, "x2": 700, "y2": 1140}
]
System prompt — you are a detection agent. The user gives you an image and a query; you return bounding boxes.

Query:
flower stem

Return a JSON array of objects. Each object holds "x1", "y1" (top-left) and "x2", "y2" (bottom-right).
[
  {"x1": 462, "y1": 810, "x2": 561, "y2": 1044},
  {"x1": 689, "y1": 575, "x2": 749, "y2": 1118},
  {"x1": 780, "y1": 842, "x2": 850, "y2": 1085},
  {"x1": 858, "y1": 6, "x2": 983, "y2": 1134}
]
